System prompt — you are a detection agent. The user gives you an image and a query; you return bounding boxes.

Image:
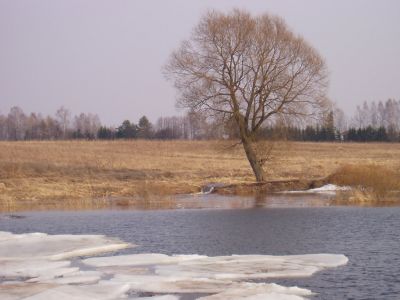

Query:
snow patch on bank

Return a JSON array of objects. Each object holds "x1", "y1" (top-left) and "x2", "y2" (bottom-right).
[
  {"x1": 0, "y1": 231, "x2": 348, "y2": 300},
  {"x1": 307, "y1": 184, "x2": 351, "y2": 193},
  {"x1": 282, "y1": 184, "x2": 351, "y2": 195}
]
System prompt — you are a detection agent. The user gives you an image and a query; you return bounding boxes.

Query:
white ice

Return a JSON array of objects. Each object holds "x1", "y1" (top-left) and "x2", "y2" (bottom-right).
[
  {"x1": 83, "y1": 253, "x2": 348, "y2": 280},
  {"x1": 107, "y1": 274, "x2": 314, "y2": 297},
  {"x1": 283, "y1": 184, "x2": 351, "y2": 195},
  {"x1": 0, "y1": 231, "x2": 348, "y2": 300},
  {"x1": 0, "y1": 231, "x2": 132, "y2": 261},
  {"x1": 83, "y1": 253, "x2": 207, "y2": 267},
  {"x1": 307, "y1": 184, "x2": 351, "y2": 193},
  {"x1": 197, "y1": 283, "x2": 312, "y2": 300}
]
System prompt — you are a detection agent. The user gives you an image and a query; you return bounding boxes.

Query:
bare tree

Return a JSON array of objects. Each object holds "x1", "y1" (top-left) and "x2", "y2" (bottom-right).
[
  {"x1": 0, "y1": 113, "x2": 7, "y2": 140},
  {"x1": 385, "y1": 99, "x2": 398, "y2": 130},
  {"x1": 362, "y1": 101, "x2": 371, "y2": 127},
  {"x1": 333, "y1": 107, "x2": 347, "y2": 135},
  {"x1": 164, "y1": 9, "x2": 328, "y2": 181},
  {"x1": 25, "y1": 113, "x2": 41, "y2": 140},
  {"x1": 56, "y1": 106, "x2": 71, "y2": 139},
  {"x1": 377, "y1": 101, "x2": 386, "y2": 127},
  {"x1": 7, "y1": 106, "x2": 26, "y2": 140},
  {"x1": 73, "y1": 113, "x2": 101, "y2": 139},
  {"x1": 352, "y1": 105, "x2": 363, "y2": 129},
  {"x1": 370, "y1": 101, "x2": 378, "y2": 128}
]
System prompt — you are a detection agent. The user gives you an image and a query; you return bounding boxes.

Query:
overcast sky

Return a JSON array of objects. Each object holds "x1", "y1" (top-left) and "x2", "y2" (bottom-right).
[{"x1": 1, "y1": 0, "x2": 399, "y2": 125}]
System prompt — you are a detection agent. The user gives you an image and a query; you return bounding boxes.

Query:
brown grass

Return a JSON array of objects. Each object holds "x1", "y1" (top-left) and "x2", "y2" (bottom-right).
[
  {"x1": 1, "y1": 140, "x2": 400, "y2": 210},
  {"x1": 329, "y1": 164, "x2": 400, "y2": 202}
]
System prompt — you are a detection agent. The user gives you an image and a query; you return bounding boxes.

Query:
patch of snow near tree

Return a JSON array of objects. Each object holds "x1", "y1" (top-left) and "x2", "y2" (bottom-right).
[
  {"x1": 0, "y1": 231, "x2": 348, "y2": 300},
  {"x1": 307, "y1": 184, "x2": 351, "y2": 193},
  {"x1": 282, "y1": 184, "x2": 351, "y2": 195}
]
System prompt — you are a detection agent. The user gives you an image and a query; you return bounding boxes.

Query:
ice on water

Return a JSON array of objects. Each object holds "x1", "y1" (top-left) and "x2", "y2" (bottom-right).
[
  {"x1": 0, "y1": 231, "x2": 348, "y2": 299},
  {"x1": 0, "y1": 231, "x2": 132, "y2": 260}
]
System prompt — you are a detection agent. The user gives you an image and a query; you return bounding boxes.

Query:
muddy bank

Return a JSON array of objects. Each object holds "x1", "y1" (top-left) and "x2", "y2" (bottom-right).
[{"x1": 210, "y1": 178, "x2": 328, "y2": 196}]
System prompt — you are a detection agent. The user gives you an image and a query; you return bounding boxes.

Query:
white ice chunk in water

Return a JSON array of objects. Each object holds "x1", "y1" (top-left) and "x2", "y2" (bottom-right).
[
  {"x1": 198, "y1": 283, "x2": 312, "y2": 300},
  {"x1": 28, "y1": 271, "x2": 103, "y2": 285},
  {"x1": 0, "y1": 231, "x2": 348, "y2": 300},
  {"x1": 0, "y1": 259, "x2": 76, "y2": 278},
  {"x1": 83, "y1": 253, "x2": 207, "y2": 267},
  {"x1": 20, "y1": 282, "x2": 131, "y2": 300},
  {"x1": 168, "y1": 252, "x2": 344, "y2": 281},
  {"x1": 0, "y1": 283, "x2": 56, "y2": 300},
  {"x1": 108, "y1": 274, "x2": 313, "y2": 298},
  {"x1": 0, "y1": 231, "x2": 132, "y2": 261},
  {"x1": 0, "y1": 231, "x2": 131, "y2": 287},
  {"x1": 108, "y1": 274, "x2": 236, "y2": 293},
  {"x1": 84, "y1": 253, "x2": 347, "y2": 280},
  {"x1": 0, "y1": 282, "x2": 179, "y2": 300}
]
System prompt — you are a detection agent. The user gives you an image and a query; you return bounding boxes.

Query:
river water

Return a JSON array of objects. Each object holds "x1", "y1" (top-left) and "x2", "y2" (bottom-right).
[{"x1": 1, "y1": 196, "x2": 400, "y2": 299}]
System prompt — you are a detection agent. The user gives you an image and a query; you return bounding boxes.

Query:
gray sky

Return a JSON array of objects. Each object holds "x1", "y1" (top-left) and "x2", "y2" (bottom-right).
[{"x1": 1, "y1": 0, "x2": 399, "y2": 125}]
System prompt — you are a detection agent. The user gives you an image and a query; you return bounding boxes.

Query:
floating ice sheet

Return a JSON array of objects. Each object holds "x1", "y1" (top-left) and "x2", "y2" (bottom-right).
[
  {"x1": 0, "y1": 231, "x2": 348, "y2": 300},
  {"x1": 83, "y1": 253, "x2": 207, "y2": 267},
  {"x1": 83, "y1": 253, "x2": 348, "y2": 280},
  {"x1": 197, "y1": 283, "x2": 312, "y2": 300},
  {"x1": 0, "y1": 231, "x2": 132, "y2": 260}
]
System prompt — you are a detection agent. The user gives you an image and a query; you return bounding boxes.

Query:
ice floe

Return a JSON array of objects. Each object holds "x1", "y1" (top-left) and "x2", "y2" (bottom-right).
[
  {"x1": 83, "y1": 253, "x2": 207, "y2": 267},
  {"x1": 0, "y1": 231, "x2": 348, "y2": 300},
  {"x1": 83, "y1": 253, "x2": 348, "y2": 280},
  {"x1": 0, "y1": 231, "x2": 132, "y2": 261},
  {"x1": 197, "y1": 283, "x2": 312, "y2": 300}
]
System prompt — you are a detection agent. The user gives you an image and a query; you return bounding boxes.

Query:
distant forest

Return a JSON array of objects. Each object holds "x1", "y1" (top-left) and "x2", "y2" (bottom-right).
[{"x1": 1, "y1": 99, "x2": 399, "y2": 142}]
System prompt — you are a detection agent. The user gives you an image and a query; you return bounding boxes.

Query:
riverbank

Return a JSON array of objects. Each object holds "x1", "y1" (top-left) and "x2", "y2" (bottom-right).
[{"x1": 1, "y1": 140, "x2": 400, "y2": 211}]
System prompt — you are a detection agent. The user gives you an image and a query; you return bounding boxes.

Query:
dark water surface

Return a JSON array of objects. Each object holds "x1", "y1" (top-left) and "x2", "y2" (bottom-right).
[{"x1": 1, "y1": 206, "x2": 400, "y2": 299}]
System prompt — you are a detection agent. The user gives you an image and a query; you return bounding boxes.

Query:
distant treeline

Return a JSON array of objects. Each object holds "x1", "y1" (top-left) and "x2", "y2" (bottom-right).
[
  {"x1": 259, "y1": 125, "x2": 394, "y2": 142},
  {"x1": 0, "y1": 107, "x2": 221, "y2": 141},
  {"x1": 0, "y1": 98, "x2": 399, "y2": 142},
  {"x1": 262, "y1": 98, "x2": 400, "y2": 142}
]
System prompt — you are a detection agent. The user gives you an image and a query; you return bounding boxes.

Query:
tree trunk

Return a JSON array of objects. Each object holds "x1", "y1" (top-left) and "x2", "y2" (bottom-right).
[{"x1": 241, "y1": 136, "x2": 266, "y2": 182}]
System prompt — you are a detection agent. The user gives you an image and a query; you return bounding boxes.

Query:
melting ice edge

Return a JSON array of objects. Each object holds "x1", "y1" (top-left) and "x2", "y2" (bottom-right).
[{"x1": 0, "y1": 231, "x2": 348, "y2": 300}]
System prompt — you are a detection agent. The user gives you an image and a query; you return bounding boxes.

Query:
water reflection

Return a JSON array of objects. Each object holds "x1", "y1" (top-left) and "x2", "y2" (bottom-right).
[
  {"x1": 176, "y1": 193, "x2": 334, "y2": 209},
  {"x1": 2, "y1": 191, "x2": 400, "y2": 213}
]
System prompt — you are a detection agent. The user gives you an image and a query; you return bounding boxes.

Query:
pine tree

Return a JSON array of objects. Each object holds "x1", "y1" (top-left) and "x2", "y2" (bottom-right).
[{"x1": 137, "y1": 116, "x2": 153, "y2": 139}]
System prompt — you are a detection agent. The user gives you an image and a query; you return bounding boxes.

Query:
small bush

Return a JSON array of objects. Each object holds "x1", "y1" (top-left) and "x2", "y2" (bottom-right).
[{"x1": 329, "y1": 164, "x2": 400, "y2": 200}]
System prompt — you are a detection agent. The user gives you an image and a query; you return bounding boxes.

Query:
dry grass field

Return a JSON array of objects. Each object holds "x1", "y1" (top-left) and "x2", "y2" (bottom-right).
[{"x1": 1, "y1": 140, "x2": 400, "y2": 211}]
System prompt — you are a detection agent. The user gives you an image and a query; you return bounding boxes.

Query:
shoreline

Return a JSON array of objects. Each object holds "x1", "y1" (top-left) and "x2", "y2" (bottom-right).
[
  {"x1": 1, "y1": 140, "x2": 400, "y2": 212},
  {"x1": 2, "y1": 185, "x2": 400, "y2": 213}
]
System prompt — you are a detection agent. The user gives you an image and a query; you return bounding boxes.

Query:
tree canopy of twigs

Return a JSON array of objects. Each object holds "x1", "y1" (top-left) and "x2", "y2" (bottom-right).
[{"x1": 164, "y1": 9, "x2": 329, "y2": 182}]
